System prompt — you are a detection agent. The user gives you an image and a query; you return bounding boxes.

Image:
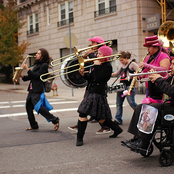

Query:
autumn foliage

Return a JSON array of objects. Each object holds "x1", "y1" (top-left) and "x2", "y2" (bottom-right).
[
  {"x1": 0, "y1": 2, "x2": 30, "y2": 83},
  {"x1": 0, "y1": 2, "x2": 30, "y2": 66}
]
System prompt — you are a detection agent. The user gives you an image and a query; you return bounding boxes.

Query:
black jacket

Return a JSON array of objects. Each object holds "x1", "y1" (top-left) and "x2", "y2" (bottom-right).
[
  {"x1": 83, "y1": 62, "x2": 112, "y2": 95},
  {"x1": 155, "y1": 76, "x2": 174, "y2": 99},
  {"x1": 22, "y1": 61, "x2": 48, "y2": 93}
]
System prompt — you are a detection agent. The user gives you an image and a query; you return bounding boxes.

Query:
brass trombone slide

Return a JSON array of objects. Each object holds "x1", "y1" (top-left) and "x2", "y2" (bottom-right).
[
  {"x1": 127, "y1": 70, "x2": 171, "y2": 82},
  {"x1": 40, "y1": 53, "x2": 121, "y2": 82},
  {"x1": 74, "y1": 40, "x2": 113, "y2": 57},
  {"x1": 50, "y1": 40, "x2": 113, "y2": 66},
  {"x1": 78, "y1": 53, "x2": 121, "y2": 69}
]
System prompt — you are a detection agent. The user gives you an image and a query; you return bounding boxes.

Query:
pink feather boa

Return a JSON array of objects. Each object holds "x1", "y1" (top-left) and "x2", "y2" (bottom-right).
[{"x1": 142, "y1": 97, "x2": 162, "y2": 104}]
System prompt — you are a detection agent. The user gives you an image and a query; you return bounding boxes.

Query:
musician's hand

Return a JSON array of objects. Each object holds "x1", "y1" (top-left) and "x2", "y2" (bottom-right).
[
  {"x1": 22, "y1": 63, "x2": 29, "y2": 71},
  {"x1": 87, "y1": 48, "x2": 95, "y2": 54},
  {"x1": 148, "y1": 73, "x2": 161, "y2": 83},
  {"x1": 111, "y1": 73, "x2": 116, "y2": 77},
  {"x1": 82, "y1": 49, "x2": 94, "y2": 58},
  {"x1": 79, "y1": 68, "x2": 84, "y2": 76},
  {"x1": 168, "y1": 71, "x2": 172, "y2": 76},
  {"x1": 139, "y1": 62, "x2": 144, "y2": 69},
  {"x1": 94, "y1": 60, "x2": 101, "y2": 65}
]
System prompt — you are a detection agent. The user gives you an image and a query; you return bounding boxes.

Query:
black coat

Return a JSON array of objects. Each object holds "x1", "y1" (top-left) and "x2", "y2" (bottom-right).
[
  {"x1": 83, "y1": 62, "x2": 112, "y2": 95},
  {"x1": 155, "y1": 76, "x2": 174, "y2": 99},
  {"x1": 22, "y1": 62, "x2": 48, "y2": 93}
]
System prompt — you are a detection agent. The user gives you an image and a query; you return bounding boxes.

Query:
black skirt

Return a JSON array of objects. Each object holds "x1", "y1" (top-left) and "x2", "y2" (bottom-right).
[{"x1": 77, "y1": 91, "x2": 112, "y2": 121}]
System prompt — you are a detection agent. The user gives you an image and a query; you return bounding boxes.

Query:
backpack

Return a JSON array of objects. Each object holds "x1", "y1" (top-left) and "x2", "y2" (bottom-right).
[{"x1": 45, "y1": 65, "x2": 55, "y2": 93}]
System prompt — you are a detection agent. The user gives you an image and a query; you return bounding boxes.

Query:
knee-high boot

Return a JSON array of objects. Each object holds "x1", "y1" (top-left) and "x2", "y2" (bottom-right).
[
  {"x1": 76, "y1": 120, "x2": 87, "y2": 146},
  {"x1": 103, "y1": 119, "x2": 123, "y2": 138}
]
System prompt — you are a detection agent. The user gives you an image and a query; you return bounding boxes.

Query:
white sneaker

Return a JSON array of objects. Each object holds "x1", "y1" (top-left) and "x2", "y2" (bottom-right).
[
  {"x1": 68, "y1": 125, "x2": 78, "y2": 132},
  {"x1": 96, "y1": 128, "x2": 111, "y2": 135}
]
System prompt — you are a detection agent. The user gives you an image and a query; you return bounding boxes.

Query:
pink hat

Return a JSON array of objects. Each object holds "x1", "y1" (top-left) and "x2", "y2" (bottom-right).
[
  {"x1": 88, "y1": 36, "x2": 104, "y2": 44},
  {"x1": 98, "y1": 46, "x2": 113, "y2": 61},
  {"x1": 143, "y1": 35, "x2": 163, "y2": 47}
]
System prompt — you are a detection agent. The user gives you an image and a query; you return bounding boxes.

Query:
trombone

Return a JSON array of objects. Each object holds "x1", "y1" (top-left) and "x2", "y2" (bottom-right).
[
  {"x1": 74, "y1": 40, "x2": 112, "y2": 57},
  {"x1": 127, "y1": 70, "x2": 171, "y2": 82},
  {"x1": 50, "y1": 40, "x2": 113, "y2": 66},
  {"x1": 78, "y1": 54, "x2": 121, "y2": 69},
  {"x1": 40, "y1": 53, "x2": 121, "y2": 82}
]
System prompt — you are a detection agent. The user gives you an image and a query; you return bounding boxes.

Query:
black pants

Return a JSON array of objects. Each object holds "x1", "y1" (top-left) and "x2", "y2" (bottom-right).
[
  {"x1": 26, "y1": 92, "x2": 59, "y2": 128},
  {"x1": 128, "y1": 103, "x2": 173, "y2": 142}
]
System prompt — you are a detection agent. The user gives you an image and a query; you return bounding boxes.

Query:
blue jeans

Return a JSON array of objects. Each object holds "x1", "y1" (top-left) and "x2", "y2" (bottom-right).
[{"x1": 115, "y1": 86, "x2": 137, "y2": 123}]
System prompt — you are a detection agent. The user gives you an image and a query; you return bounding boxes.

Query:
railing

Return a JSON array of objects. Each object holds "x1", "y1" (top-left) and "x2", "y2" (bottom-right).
[
  {"x1": 94, "y1": 6, "x2": 116, "y2": 18},
  {"x1": 57, "y1": 18, "x2": 74, "y2": 27},
  {"x1": 21, "y1": 0, "x2": 27, "y2": 2},
  {"x1": 27, "y1": 27, "x2": 39, "y2": 36}
]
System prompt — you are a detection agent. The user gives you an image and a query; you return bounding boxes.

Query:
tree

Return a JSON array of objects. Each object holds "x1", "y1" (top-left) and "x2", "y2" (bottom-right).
[{"x1": 0, "y1": 2, "x2": 30, "y2": 83}]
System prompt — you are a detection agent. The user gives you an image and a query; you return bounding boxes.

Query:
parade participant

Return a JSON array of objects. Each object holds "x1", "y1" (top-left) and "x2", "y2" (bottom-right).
[
  {"x1": 121, "y1": 35, "x2": 171, "y2": 147},
  {"x1": 76, "y1": 45, "x2": 123, "y2": 146},
  {"x1": 21, "y1": 48, "x2": 59, "y2": 131},
  {"x1": 121, "y1": 57, "x2": 174, "y2": 150},
  {"x1": 138, "y1": 35, "x2": 170, "y2": 104},
  {"x1": 68, "y1": 36, "x2": 111, "y2": 134},
  {"x1": 111, "y1": 51, "x2": 138, "y2": 125}
]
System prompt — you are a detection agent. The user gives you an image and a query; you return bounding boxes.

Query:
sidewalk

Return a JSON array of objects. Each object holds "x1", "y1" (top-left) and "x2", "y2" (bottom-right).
[
  {"x1": 0, "y1": 78, "x2": 121, "y2": 101},
  {"x1": 0, "y1": 82, "x2": 86, "y2": 101},
  {"x1": 0, "y1": 80, "x2": 145, "y2": 104}
]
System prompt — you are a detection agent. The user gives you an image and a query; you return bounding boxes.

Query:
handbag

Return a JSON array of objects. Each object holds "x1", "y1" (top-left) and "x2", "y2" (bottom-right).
[{"x1": 45, "y1": 65, "x2": 55, "y2": 93}]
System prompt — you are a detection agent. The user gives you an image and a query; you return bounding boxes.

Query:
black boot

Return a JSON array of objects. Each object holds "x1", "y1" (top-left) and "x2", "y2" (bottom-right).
[
  {"x1": 103, "y1": 119, "x2": 123, "y2": 138},
  {"x1": 121, "y1": 135, "x2": 139, "y2": 145},
  {"x1": 76, "y1": 120, "x2": 87, "y2": 146}
]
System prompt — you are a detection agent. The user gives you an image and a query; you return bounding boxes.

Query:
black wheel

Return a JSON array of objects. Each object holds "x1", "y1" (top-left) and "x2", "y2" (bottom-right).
[
  {"x1": 159, "y1": 149, "x2": 174, "y2": 167},
  {"x1": 140, "y1": 144, "x2": 153, "y2": 157},
  {"x1": 153, "y1": 130, "x2": 167, "y2": 150},
  {"x1": 170, "y1": 129, "x2": 174, "y2": 152}
]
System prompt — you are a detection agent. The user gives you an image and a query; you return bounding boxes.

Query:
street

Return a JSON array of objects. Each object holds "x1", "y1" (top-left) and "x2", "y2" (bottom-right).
[{"x1": 0, "y1": 90, "x2": 173, "y2": 174}]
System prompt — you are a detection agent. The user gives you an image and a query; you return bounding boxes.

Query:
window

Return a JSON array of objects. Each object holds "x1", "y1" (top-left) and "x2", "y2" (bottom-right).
[
  {"x1": 109, "y1": 0, "x2": 116, "y2": 12},
  {"x1": 98, "y1": 0, "x2": 105, "y2": 15},
  {"x1": 58, "y1": 1, "x2": 74, "y2": 27},
  {"x1": 95, "y1": 0, "x2": 116, "y2": 17},
  {"x1": 35, "y1": 14, "x2": 38, "y2": 32},
  {"x1": 47, "y1": 6, "x2": 50, "y2": 25},
  {"x1": 68, "y1": 1, "x2": 73, "y2": 23},
  {"x1": 27, "y1": 13, "x2": 39, "y2": 35},
  {"x1": 60, "y1": 4, "x2": 66, "y2": 25},
  {"x1": 29, "y1": 15, "x2": 33, "y2": 34}
]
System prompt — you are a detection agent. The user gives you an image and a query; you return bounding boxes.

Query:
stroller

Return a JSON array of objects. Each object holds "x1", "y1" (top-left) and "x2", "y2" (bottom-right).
[{"x1": 122, "y1": 98, "x2": 174, "y2": 167}]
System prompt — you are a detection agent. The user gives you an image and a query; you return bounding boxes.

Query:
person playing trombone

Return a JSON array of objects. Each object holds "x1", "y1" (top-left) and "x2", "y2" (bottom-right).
[
  {"x1": 68, "y1": 36, "x2": 111, "y2": 134},
  {"x1": 76, "y1": 45, "x2": 123, "y2": 146}
]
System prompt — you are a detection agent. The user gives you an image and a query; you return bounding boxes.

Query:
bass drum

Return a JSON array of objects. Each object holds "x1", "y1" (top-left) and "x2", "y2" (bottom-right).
[{"x1": 60, "y1": 56, "x2": 88, "y2": 88}]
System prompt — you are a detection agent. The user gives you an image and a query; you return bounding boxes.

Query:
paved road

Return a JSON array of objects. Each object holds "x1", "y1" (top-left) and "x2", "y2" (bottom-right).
[{"x1": 0, "y1": 90, "x2": 173, "y2": 173}]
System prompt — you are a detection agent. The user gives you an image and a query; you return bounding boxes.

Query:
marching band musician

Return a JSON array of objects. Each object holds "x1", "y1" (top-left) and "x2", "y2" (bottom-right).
[
  {"x1": 76, "y1": 46, "x2": 123, "y2": 146},
  {"x1": 121, "y1": 35, "x2": 171, "y2": 148},
  {"x1": 138, "y1": 35, "x2": 170, "y2": 104},
  {"x1": 21, "y1": 48, "x2": 60, "y2": 131},
  {"x1": 68, "y1": 36, "x2": 111, "y2": 134},
  {"x1": 121, "y1": 56, "x2": 174, "y2": 151},
  {"x1": 111, "y1": 51, "x2": 138, "y2": 125}
]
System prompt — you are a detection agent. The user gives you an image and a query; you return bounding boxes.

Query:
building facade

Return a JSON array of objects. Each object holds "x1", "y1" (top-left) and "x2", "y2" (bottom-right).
[{"x1": 16, "y1": 0, "x2": 174, "y2": 88}]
